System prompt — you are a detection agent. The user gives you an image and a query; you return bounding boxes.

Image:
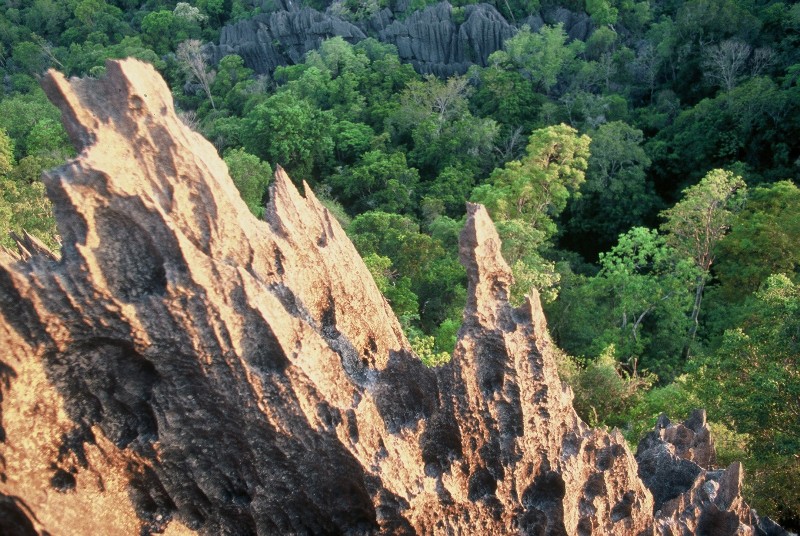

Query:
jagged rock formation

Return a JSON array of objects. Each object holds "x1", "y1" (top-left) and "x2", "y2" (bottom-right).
[
  {"x1": 0, "y1": 60, "x2": 786, "y2": 535},
  {"x1": 207, "y1": 2, "x2": 562, "y2": 77},
  {"x1": 209, "y1": 8, "x2": 367, "y2": 74},
  {"x1": 636, "y1": 411, "x2": 786, "y2": 535},
  {"x1": 377, "y1": 3, "x2": 514, "y2": 76}
]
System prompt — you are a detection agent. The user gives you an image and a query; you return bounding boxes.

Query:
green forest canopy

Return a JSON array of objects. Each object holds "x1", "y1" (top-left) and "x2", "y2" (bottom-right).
[{"x1": 1, "y1": 0, "x2": 798, "y2": 526}]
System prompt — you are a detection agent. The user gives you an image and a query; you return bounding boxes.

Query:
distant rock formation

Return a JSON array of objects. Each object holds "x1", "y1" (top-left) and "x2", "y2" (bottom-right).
[
  {"x1": 0, "y1": 59, "x2": 786, "y2": 535},
  {"x1": 207, "y1": 2, "x2": 580, "y2": 77},
  {"x1": 209, "y1": 7, "x2": 367, "y2": 74},
  {"x1": 377, "y1": 3, "x2": 514, "y2": 76}
]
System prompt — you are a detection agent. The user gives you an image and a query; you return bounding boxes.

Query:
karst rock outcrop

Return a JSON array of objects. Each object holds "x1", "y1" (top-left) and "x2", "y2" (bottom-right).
[
  {"x1": 0, "y1": 60, "x2": 786, "y2": 535},
  {"x1": 207, "y1": 2, "x2": 585, "y2": 77}
]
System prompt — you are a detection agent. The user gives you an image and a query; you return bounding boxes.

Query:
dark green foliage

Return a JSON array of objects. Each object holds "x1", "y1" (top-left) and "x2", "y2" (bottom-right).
[
  {"x1": 565, "y1": 121, "x2": 658, "y2": 257},
  {"x1": 241, "y1": 91, "x2": 335, "y2": 181},
  {"x1": 1, "y1": 0, "x2": 800, "y2": 522},
  {"x1": 693, "y1": 275, "x2": 800, "y2": 522},
  {"x1": 563, "y1": 345, "x2": 655, "y2": 428},
  {"x1": 330, "y1": 150, "x2": 420, "y2": 214}
]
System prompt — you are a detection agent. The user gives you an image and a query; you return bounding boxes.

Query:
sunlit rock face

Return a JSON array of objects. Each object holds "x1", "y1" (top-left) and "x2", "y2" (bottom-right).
[{"x1": 0, "y1": 59, "x2": 785, "y2": 535}]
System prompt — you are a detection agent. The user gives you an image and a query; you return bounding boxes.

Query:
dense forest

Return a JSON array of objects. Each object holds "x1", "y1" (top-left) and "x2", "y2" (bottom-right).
[{"x1": 1, "y1": 0, "x2": 798, "y2": 527}]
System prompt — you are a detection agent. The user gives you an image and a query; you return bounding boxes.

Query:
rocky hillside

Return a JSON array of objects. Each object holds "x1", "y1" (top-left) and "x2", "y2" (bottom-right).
[
  {"x1": 208, "y1": 1, "x2": 590, "y2": 76},
  {"x1": 0, "y1": 59, "x2": 786, "y2": 535}
]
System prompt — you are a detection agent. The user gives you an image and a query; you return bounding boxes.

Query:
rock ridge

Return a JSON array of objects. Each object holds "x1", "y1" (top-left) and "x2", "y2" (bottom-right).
[
  {"x1": 0, "y1": 59, "x2": 786, "y2": 535},
  {"x1": 209, "y1": 2, "x2": 522, "y2": 77}
]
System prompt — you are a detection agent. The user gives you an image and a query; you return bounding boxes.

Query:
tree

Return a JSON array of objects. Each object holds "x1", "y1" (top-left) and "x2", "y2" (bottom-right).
[
  {"x1": 714, "y1": 181, "x2": 800, "y2": 302},
  {"x1": 197, "y1": 0, "x2": 229, "y2": 27},
  {"x1": 703, "y1": 39, "x2": 751, "y2": 93},
  {"x1": 141, "y1": 10, "x2": 177, "y2": 54},
  {"x1": 472, "y1": 124, "x2": 590, "y2": 303},
  {"x1": 177, "y1": 39, "x2": 216, "y2": 110},
  {"x1": 329, "y1": 150, "x2": 420, "y2": 214},
  {"x1": 211, "y1": 54, "x2": 254, "y2": 114},
  {"x1": 471, "y1": 64, "x2": 542, "y2": 135},
  {"x1": 0, "y1": 177, "x2": 58, "y2": 250},
  {"x1": 362, "y1": 253, "x2": 419, "y2": 323},
  {"x1": 472, "y1": 124, "x2": 590, "y2": 241},
  {"x1": 393, "y1": 75, "x2": 497, "y2": 174},
  {"x1": 241, "y1": 91, "x2": 335, "y2": 181},
  {"x1": 223, "y1": 148, "x2": 272, "y2": 217},
  {"x1": 694, "y1": 274, "x2": 800, "y2": 523},
  {"x1": 25, "y1": 118, "x2": 72, "y2": 161},
  {"x1": 566, "y1": 121, "x2": 657, "y2": 256},
  {"x1": 661, "y1": 169, "x2": 746, "y2": 358},
  {"x1": 566, "y1": 345, "x2": 655, "y2": 428},
  {"x1": 489, "y1": 24, "x2": 584, "y2": 95},
  {"x1": 647, "y1": 77, "x2": 798, "y2": 192},
  {"x1": 348, "y1": 211, "x2": 465, "y2": 332},
  {"x1": 595, "y1": 227, "x2": 695, "y2": 377},
  {"x1": 586, "y1": 0, "x2": 619, "y2": 26},
  {"x1": 0, "y1": 128, "x2": 14, "y2": 176},
  {"x1": 0, "y1": 89, "x2": 65, "y2": 161}
]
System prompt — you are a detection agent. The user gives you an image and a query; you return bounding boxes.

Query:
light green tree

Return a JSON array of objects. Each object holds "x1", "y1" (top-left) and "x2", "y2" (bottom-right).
[
  {"x1": 661, "y1": 169, "x2": 746, "y2": 358},
  {"x1": 473, "y1": 123, "x2": 590, "y2": 240},
  {"x1": 489, "y1": 24, "x2": 584, "y2": 94},
  {"x1": 594, "y1": 227, "x2": 695, "y2": 377},
  {"x1": 223, "y1": 148, "x2": 272, "y2": 217},
  {"x1": 472, "y1": 124, "x2": 590, "y2": 302}
]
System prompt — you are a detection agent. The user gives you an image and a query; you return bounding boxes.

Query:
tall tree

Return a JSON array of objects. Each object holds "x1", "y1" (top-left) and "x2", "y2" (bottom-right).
[
  {"x1": 472, "y1": 124, "x2": 590, "y2": 301},
  {"x1": 661, "y1": 169, "x2": 745, "y2": 358},
  {"x1": 595, "y1": 227, "x2": 694, "y2": 378},
  {"x1": 566, "y1": 121, "x2": 657, "y2": 255},
  {"x1": 472, "y1": 123, "x2": 590, "y2": 240},
  {"x1": 694, "y1": 274, "x2": 800, "y2": 523},
  {"x1": 703, "y1": 39, "x2": 751, "y2": 93},
  {"x1": 177, "y1": 39, "x2": 216, "y2": 110}
]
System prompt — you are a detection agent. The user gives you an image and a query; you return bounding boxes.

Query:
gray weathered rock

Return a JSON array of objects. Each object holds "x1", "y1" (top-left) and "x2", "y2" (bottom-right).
[
  {"x1": 636, "y1": 412, "x2": 789, "y2": 536},
  {"x1": 378, "y1": 3, "x2": 514, "y2": 76},
  {"x1": 208, "y1": 2, "x2": 514, "y2": 77},
  {"x1": 208, "y1": 8, "x2": 366, "y2": 74},
  {"x1": 542, "y1": 6, "x2": 592, "y2": 41}
]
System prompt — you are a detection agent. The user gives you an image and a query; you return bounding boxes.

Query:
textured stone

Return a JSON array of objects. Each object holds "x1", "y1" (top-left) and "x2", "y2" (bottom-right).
[
  {"x1": 208, "y1": 8, "x2": 367, "y2": 74},
  {"x1": 0, "y1": 60, "x2": 785, "y2": 535},
  {"x1": 636, "y1": 413, "x2": 789, "y2": 536},
  {"x1": 208, "y1": 2, "x2": 514, "y2": 77}
]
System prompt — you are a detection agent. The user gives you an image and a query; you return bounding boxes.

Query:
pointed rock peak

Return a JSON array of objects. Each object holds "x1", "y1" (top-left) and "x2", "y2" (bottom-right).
[
  {"x1": 718, "y1": 461, "x2": 743, "y2": 509},
  {"x1": 459, "y1": 203, "x2": 514, "y2": 313},
  {"x1": 41, "y1": 59, "x2": 176, "y2": 153}
]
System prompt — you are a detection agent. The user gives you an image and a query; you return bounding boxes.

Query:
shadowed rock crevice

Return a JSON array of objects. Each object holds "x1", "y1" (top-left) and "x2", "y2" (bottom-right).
[
  {"x1": 95, "y1": 209, "x2": 168, "y2": 301},
  {"x1": 0, "y1": 60, "x2": 786, "y2": 535},
  {"x1": 0, "y1": 494, "x2": 38, "y2": 536}
]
